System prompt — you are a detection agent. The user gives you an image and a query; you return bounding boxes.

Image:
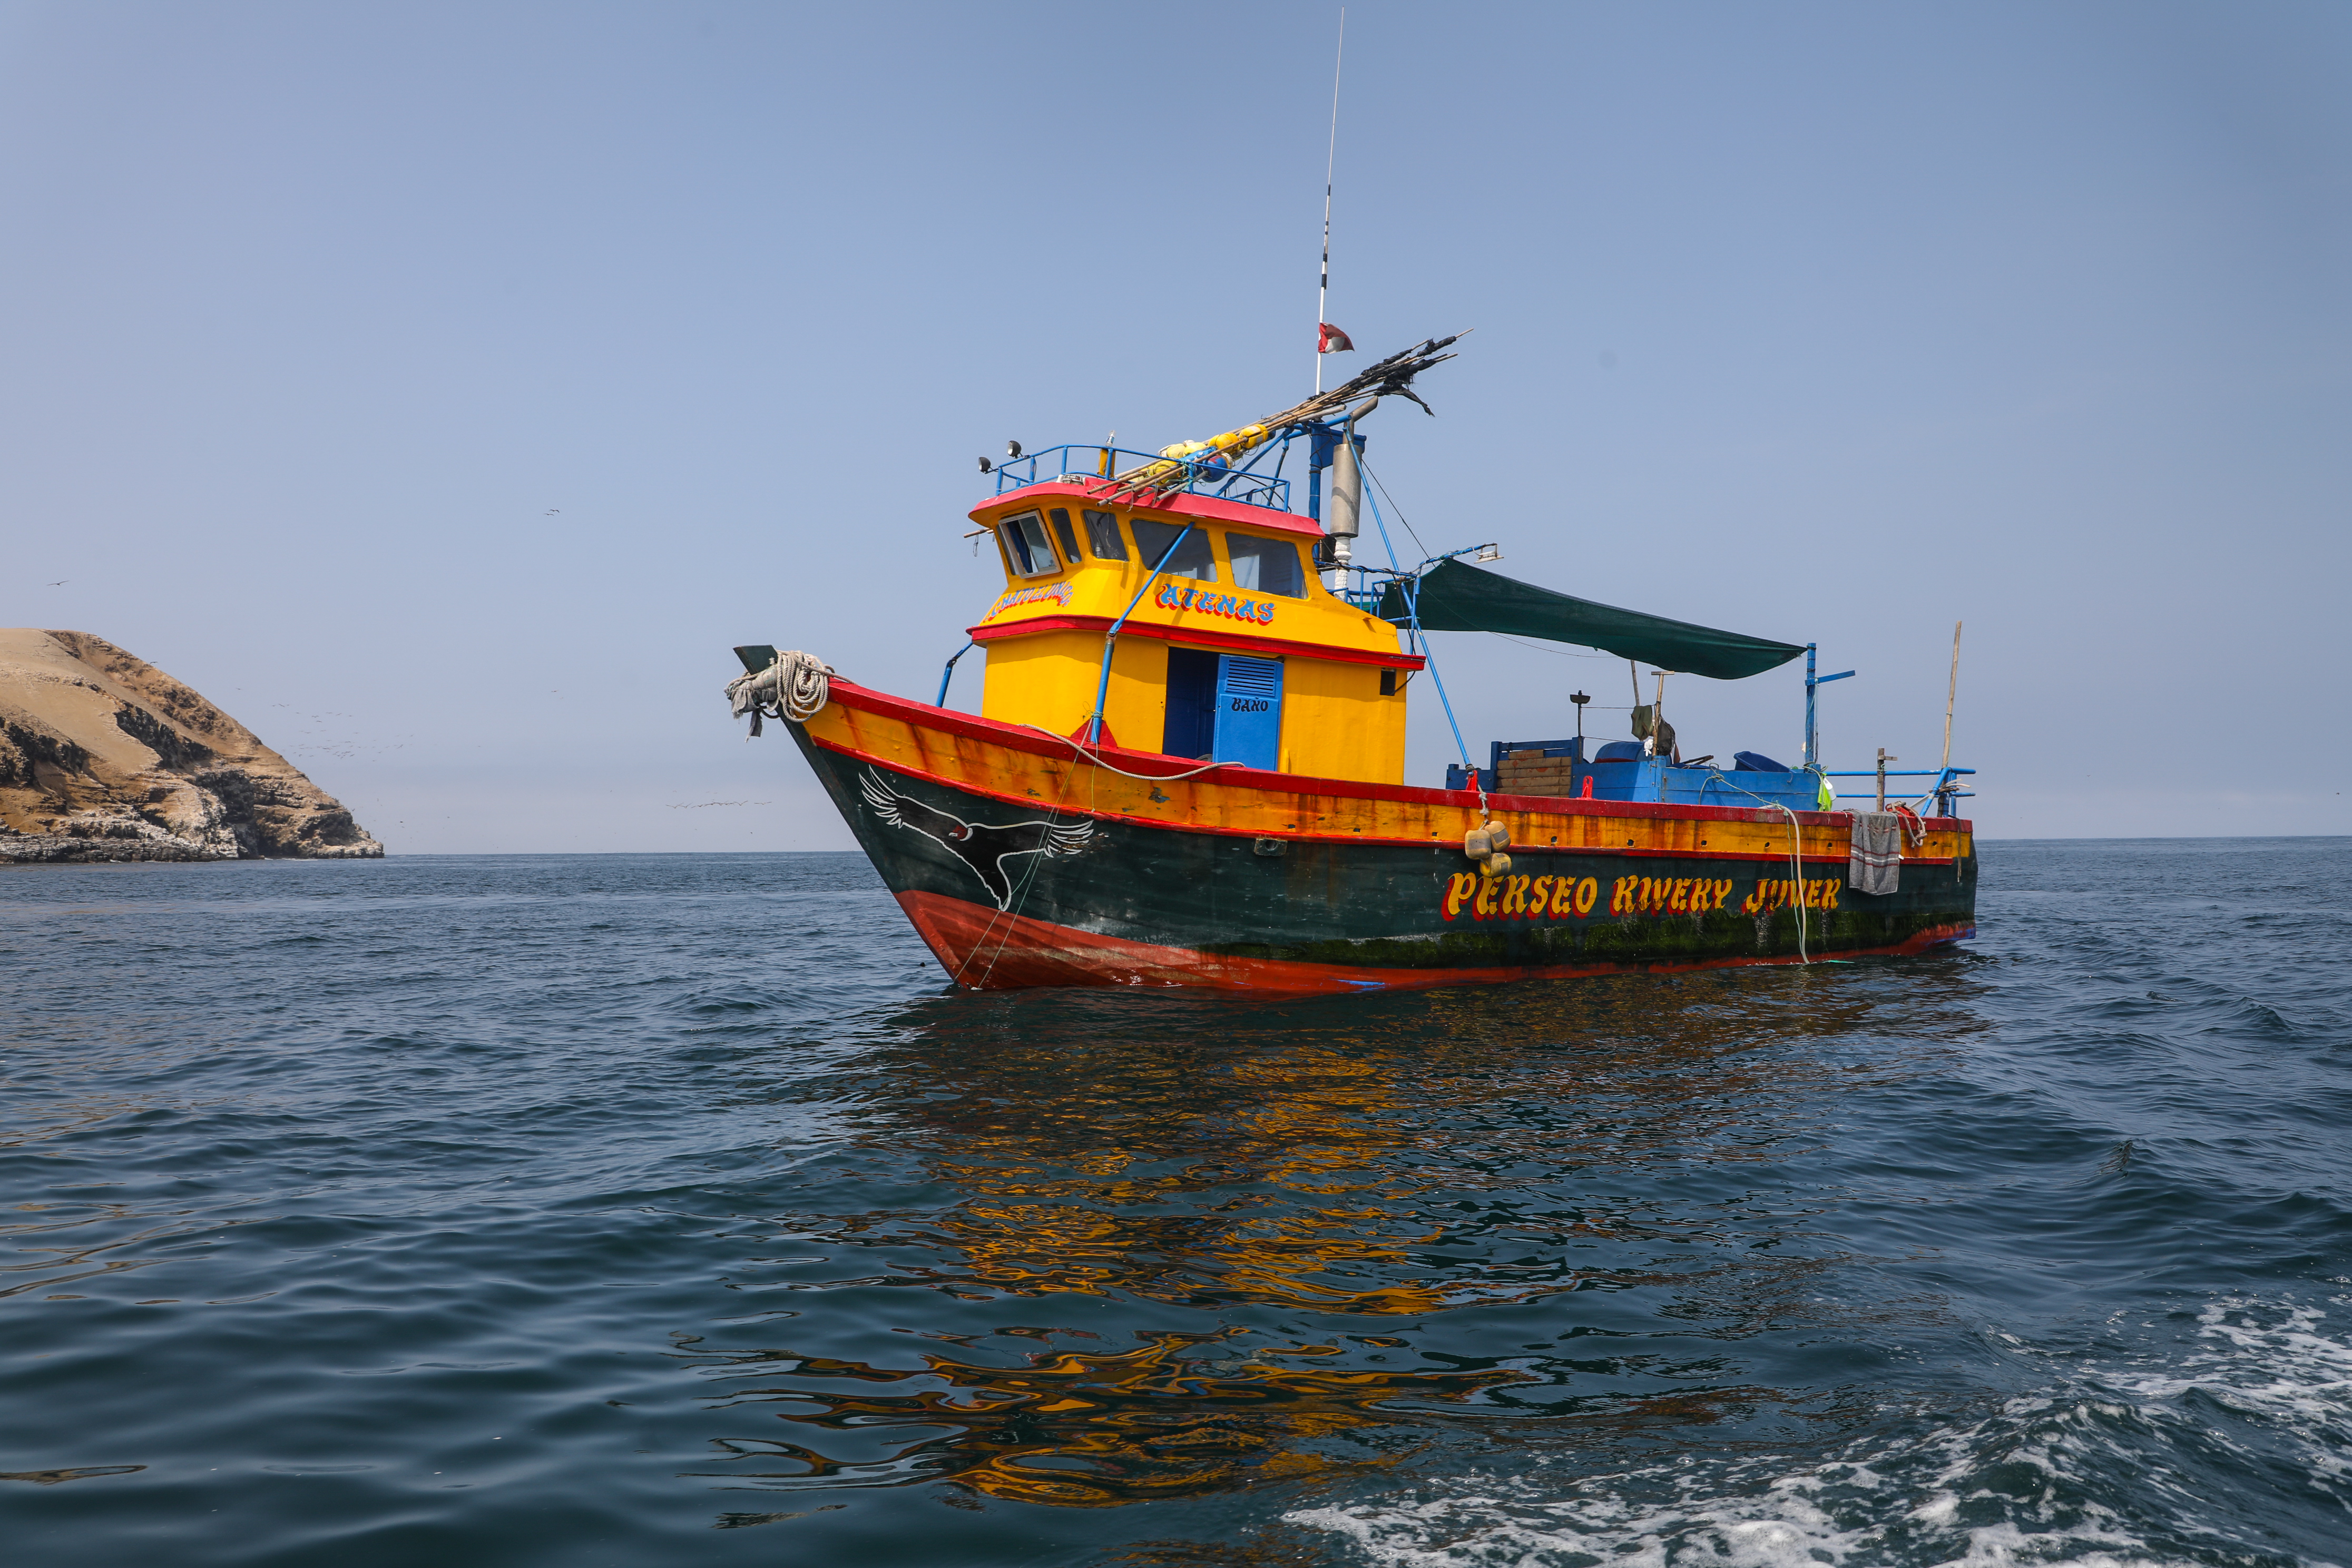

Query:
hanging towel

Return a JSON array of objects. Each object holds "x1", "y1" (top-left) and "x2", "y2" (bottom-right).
[{"x1": 1850, "y1": 812, "x2": 1903, "y2": 896}]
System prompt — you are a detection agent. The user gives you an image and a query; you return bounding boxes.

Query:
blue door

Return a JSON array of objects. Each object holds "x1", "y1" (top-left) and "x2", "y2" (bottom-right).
[
  {"x1": 1212, "y1": 655, "x2": 1283, "y2": 770},
  {"x1": 1162, "y1": 648, "x2": 1219, "y2": 759}
]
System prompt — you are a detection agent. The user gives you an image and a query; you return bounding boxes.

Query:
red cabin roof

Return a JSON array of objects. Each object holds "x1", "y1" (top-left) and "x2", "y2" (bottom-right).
[{"x1": 972, "y1": 480, "x2": 1327, "y2": 540}]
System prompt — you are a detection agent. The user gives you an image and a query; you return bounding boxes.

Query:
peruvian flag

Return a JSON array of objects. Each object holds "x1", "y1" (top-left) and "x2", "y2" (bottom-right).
[{"x1": 1317, "y1": 322, "x2": 1354, "y2": 354}]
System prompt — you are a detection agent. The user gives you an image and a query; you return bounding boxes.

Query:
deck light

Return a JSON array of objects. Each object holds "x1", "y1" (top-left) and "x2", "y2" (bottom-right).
[{"x1": 1476, "y1": 542, "x2": 1502, "y2": 562}]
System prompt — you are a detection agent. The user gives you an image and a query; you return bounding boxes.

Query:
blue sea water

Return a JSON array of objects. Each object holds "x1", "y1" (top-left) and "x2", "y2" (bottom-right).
[{"x1": 2, "y1": 839, "x2": 2348, "y2": 1567}]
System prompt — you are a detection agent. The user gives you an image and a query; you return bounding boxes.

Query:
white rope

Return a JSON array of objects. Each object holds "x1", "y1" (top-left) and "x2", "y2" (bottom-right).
[
  {"x1": 778, "y1": 651, "x2": 832, "y2": 722},
  {"x1": 1700, "y1": 767, "x2": 1812, "y2": 965},
  {"x1": 1778, "y1": 802, "x2": 1809, "y2": 965},
  {"x1": 724, "y1": 650, "x2": 834, "y2": 736},
  {"x1": 1026, "y1": 727, "x2": 1234, "y2": 781}
]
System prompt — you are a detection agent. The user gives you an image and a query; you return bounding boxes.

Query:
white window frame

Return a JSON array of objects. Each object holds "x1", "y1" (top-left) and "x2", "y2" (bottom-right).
[{"x1": 997, "y1": 512, "x2": 1061, "y2": 579}]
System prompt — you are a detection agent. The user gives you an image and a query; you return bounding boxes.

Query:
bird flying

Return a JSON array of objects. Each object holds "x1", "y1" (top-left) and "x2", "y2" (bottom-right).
[{"x1": 857, "y1": 771, "x2": 1091, "y2": 909}]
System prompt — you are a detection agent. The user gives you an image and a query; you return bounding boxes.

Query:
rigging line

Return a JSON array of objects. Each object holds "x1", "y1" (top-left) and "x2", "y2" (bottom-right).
[
  {"x1": 1316, "y1": 7, "x2": 1345, "y2": 396},
  {"x1": 1355, "y1": 453, "x2": 1428, "y2": 556},
  {"x1": 973, "y1": 733, "x2": 1231, "y2": 987},
  {"x1": 946, "y1": 841, "x2": 1018, "y2": 987},
  {"x1": 954, "y1": 751, "x2": 1097, "y2": 988},
  {"x1": 1490, "y1": 633, "x2": 1611, "y2": 661},
  {"x1": 1400, "y1": 576, "x2": 1483, "y2": 815},
  {"x1": 1355, "y1": 450, "x2": 1402, "y2": 570},
  {"x1": 970, "y1": 756, "x2": 1081, "y2": 990}
]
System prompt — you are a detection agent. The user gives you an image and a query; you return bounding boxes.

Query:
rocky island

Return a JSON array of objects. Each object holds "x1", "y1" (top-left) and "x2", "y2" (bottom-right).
[{"x1": 0, "y1": 629, "x2": 381, "y2": 863}]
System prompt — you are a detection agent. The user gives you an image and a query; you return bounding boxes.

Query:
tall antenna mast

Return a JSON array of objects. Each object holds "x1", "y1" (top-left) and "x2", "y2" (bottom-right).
[{"x1": 1316, "y1": 8, "x2": 1345, "y2": 394}]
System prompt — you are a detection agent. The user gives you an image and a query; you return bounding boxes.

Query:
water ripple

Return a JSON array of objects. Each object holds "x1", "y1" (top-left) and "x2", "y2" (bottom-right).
[{"x1": 1, "y1": 842, "x2": 2347, "y2": 1565}]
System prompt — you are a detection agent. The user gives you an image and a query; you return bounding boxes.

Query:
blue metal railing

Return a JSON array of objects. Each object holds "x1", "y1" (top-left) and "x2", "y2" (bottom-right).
[
  {"x1": 1823, "y1": 767, "x2": 1977, "y2": 815},
  {"x1": 990, "y1": 445, "x2": 1292, "y2": 513}
]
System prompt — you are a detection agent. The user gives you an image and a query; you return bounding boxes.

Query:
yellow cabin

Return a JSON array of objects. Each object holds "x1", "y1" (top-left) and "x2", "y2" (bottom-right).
[{"x1": 965, "y1": 483, "x2": 1421, "y2": 783}]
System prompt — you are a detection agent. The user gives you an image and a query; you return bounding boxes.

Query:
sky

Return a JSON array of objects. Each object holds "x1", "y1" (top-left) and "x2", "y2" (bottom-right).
[{"x1": 3, "y1": 1, "x2": 2346, "y2": 851}]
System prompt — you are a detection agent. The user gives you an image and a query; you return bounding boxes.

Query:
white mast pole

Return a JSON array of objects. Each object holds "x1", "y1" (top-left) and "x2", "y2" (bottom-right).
[
  {"x1": 1317, "y1": 9, "x2": 1345, "y2": 394},
  {"x1": 1939, "y1": 619, "x2": 1963, "y2": 778}
]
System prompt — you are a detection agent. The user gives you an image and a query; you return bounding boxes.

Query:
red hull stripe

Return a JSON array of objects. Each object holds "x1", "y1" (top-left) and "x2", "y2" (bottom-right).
[
  {"x1": 967, "y1": 613, "x2": 1426, "y2": 672},
  {"x1": 820, "y1": 680, "x2": 1972, "y2": 837},
  {"x1": 899, "y1": 889, "x2": 1974, "y2": 994}
]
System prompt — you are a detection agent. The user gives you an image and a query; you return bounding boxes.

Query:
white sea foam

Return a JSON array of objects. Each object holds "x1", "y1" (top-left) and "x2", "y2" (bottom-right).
[
  {"x1": 2104, "y1": 1299, "x2": 2352, "y2": 1485},
  {"x1": 1288, "y1": 1296, "x2": 2352, "y2": 1568}
]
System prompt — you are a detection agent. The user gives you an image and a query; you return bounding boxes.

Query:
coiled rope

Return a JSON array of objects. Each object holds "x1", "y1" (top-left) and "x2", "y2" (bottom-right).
[
  {"x1": 778, "y1": 652, "x2": 832, "y2": 721},
  {"x1": 725, "y1": 650, "x2": 834, "y2": 737}
]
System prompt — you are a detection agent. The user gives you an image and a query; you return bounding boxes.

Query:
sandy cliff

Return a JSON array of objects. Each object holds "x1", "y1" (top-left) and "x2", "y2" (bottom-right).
[{"x1": 0, "y1": 629, "x2": 382, "y2": 863}]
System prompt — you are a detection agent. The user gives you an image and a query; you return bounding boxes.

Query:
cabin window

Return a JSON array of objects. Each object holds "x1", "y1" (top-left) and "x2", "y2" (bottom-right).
[
  {"x1": 1048, "y1": 508, "x2": 1082, "y2": 564},
  {"x1": 1082, "y1": 509, "x2": 1127, "y2": 560},
  {"x1": 997, "y1": 512, "x2": 1060, "y2": 578},
  {"x1": 1226, "y1": 534, "x2": 1305, "y2": 597},
  {"x1": 1129, "y1": 518, "x2": 1217, "y2": 581}
]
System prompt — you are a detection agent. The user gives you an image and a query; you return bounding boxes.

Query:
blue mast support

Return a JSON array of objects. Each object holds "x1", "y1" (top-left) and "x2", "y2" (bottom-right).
[
  {"x1": 1082, "y1": 524, "x2": 1196, "y2": 746},
  {"x1": 1802, "y1": 643, "x2": 1855, "y2": 768},
  {"x1": 1399, "y1": 573, "x2": 1480, "y2": 805},
  {"x1": 935, "y1": 639, "x2": 976, "y2": 708}
]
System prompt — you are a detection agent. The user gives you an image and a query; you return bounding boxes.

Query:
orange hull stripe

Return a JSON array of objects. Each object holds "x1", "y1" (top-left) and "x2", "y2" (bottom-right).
[
  {"x1": 823, "y1": 680, "x2": 1969, "y2": 826},
  {"x1": 810, "y1": 732, "x2": 1943, "y2": 864},
  {"x1": 806, "y1": 684, "x2": 1969, "y2": 865}
]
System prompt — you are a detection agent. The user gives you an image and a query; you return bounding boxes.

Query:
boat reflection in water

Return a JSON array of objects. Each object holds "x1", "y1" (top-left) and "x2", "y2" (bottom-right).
[{"x1": 671, "y1": 967, "x2": 1984, "y2": 1509}]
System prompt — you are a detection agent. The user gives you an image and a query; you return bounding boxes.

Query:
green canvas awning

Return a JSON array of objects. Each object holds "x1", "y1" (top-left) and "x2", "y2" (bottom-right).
[{"x1": 1375, "y1": 558, "x2": 1804, "y2": 681}]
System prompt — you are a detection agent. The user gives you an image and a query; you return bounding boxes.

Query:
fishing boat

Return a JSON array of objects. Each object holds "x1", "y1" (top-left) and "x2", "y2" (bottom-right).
[{"x1": 727, "y1": 340, "x2": 1976, "y2": 992}]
